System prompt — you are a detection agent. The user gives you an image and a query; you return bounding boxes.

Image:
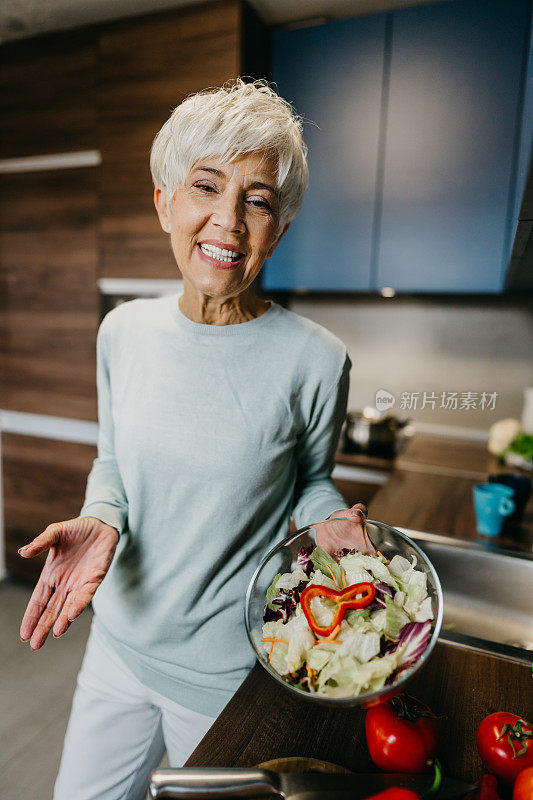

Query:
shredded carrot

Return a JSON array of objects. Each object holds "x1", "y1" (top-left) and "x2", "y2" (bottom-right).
[
  {"x1": 313, "y1": 638, "x2": 343, "y2": 647},
  {"x1": 306, "y1": 664, "x2": 317, "y2": 687},
  {"x1": 325, "y1": 564, "x2": 339, "y2": 587},
  {"x1": 377, "y1": 550, "x2": 390, "y2": 565},
  {"x1": 311, "y1": 624, "x2": 343, "y2": 645},
  {"x1": 340, "y1": 567, "x2": 347, "y2": 588},
  {"x1": 260, "y1": 636, "x2": 289, "y2": 659},
  {"x1": 324, "y1": 623, "x2": 341, "y2": 640}
]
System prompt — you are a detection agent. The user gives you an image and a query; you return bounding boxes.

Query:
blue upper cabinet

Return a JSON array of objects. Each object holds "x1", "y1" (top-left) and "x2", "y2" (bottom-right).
[
  {"x1": 262, "y1": 15, "x2": 387, "y2": 291},
  {"x1": 376, "y1": 0, "x2": 530, "y2": 293}
]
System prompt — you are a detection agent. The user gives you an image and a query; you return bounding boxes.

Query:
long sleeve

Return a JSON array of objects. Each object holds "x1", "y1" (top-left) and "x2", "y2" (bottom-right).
[
  {"x1": 79, "y1": 317, "x2": 129, "y2": 534},
  {"x1": 291, "y1": 353, "x2": 351, "y2": 529}
]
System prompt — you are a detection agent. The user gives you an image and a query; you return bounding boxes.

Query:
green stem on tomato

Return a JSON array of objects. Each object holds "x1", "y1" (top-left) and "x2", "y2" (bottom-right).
[
  {"x1": 422, "y1": 760, "x2": 442, "y2": 799},
  {"x1": 393, "y1": 694, "x2": 439, "y2": 723}
]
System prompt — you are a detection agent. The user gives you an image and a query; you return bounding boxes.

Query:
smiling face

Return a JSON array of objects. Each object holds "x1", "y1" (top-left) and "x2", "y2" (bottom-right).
[{"x1": 154, "y1": 151, "x2": 290, "y2": 309}]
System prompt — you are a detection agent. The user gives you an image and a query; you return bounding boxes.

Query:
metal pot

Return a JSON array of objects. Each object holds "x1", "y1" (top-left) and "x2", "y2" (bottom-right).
[{"x1": 343, "y1": 411, "x2": 411, "y2": 458}]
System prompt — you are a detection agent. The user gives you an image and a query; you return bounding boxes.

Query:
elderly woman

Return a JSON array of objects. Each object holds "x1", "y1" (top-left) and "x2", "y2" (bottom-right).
[{"x1": 18, "y1": 79, "x2": 369, "y2": 800}]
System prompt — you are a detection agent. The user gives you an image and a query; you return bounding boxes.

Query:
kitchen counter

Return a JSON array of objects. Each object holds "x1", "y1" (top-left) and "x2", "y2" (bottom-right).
[
  {"x1": 340, "y1": 434, "x2": 533, "y2": 553},
  {"x1": 185, "y1": 434, "x2": 533, "y2": 782},
  {"x1": 186, "y1": 647, "x2": 531, "y2": 782}
]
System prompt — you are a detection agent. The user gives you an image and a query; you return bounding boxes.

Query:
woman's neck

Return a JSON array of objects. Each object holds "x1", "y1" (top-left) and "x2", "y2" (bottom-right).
[{"x1": 179, "y1": 287, "x2": 270, "y2": 325}]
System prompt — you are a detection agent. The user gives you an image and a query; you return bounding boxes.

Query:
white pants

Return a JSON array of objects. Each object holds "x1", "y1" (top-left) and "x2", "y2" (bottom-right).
[{"x1": 54, "y1": 621, "x2": 215, "y2": 800}]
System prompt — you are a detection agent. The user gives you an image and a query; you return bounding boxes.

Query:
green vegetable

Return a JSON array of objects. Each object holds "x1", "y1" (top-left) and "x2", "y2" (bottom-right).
[
  {"x1": 265, "y1": 573, "x2": 281, "y2": 610},
  {"x1": 506, "y1": 433, "x2": 533, "y2": 463},
  {"x1": 384, "y1": 596, "x2": 410, "y2": 638},
  {"x1": 311, "y1": 545, "x2": 342, "y2": 585},
  {"x1": 261, "y1": 544, "x2": 435, "y2": 699}
]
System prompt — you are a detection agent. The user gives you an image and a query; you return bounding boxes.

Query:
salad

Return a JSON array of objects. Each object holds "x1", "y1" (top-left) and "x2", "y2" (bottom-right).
[{"x1": 260, "y1": 543, "x2": 434, "y2": 699}]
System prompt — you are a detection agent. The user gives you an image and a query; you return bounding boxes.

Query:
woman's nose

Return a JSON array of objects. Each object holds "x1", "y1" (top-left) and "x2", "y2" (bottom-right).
[{"x1": 211, "y1": 193, "x2": 246, "y2": 233}]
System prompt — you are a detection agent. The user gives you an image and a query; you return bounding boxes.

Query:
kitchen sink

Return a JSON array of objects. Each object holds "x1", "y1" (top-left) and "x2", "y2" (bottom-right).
[{"x1": 397, "y1": 528, "x2": 533, "y2": 666}]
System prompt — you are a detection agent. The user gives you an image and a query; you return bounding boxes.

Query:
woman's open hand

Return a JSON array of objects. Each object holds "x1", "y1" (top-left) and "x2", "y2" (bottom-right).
[
  {"x1": 314, "y1": 503, "x2": 377, "y2": 556},
  {"x1": 19, "y1": 516, "x2": 119, "y2": 650}
]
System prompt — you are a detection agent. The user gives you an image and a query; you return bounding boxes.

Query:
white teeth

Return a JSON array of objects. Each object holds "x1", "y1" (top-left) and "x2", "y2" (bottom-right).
[{"x1": 199, "y1": 243, "x2": 242, "y2": 261}]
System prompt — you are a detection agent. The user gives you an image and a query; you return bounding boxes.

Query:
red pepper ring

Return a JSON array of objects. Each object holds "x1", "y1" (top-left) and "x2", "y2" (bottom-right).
[{"x1": 300, "y1": 581, "x2": 376, "y2": 638}]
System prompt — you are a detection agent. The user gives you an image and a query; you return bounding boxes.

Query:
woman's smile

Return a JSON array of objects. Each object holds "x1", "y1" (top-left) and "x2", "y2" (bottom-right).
[{"x1": 196, "y1": 240, "x2": 246, "y2": 270}]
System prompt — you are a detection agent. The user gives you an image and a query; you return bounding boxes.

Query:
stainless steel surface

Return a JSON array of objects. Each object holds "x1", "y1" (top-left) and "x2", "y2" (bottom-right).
[
  {"x1": 149, "y1": 768, "x2": 279, "y2": 797},
  {"x1": 398, "y1": 528, "x2": 533, "y2": 663},
  {"x1": 149, "y1": 768, "x2": 475, "y2": 799}
]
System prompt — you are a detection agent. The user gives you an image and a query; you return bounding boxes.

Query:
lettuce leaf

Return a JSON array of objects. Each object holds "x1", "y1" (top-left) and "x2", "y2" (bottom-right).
[
  {"x1": 385, "y1": 596, "x2": 410, "y2": 638},
  {"x1": 265, "y1": 573, "x2": 282, "y2": 610},
  {"x1": 311, "y1": 545, "x2": 342, "y2": 585},
  {"x1": 340, "y1": 553, "x2": 399, "y2": 590}
]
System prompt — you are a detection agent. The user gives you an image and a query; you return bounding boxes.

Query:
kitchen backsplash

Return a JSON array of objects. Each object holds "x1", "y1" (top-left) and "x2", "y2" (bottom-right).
[{"x1": 289, "y1": 295, "x2": 533, "y2": 433}]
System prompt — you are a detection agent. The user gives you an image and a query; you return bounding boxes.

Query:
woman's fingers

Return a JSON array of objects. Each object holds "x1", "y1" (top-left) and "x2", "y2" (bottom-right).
[
  {"x1": 29, "y1": 588, "x2": 67, "y2": 650},
  {"x1": 66, "y1": 583, "x2": 99, "y2": 621},
  {"x1": 317, "y1": 503, "x2": 375, "y2": 555},
  {"x1": 53, "y1": 598, "x2": 75, "y2": 638},
  {"x1": 347, "y1": 503, "x2": 368, "y2": 520},
  {"x1": 18, "y1": 522, "x2": 62, "y2": 558},
  {"x1": 20, "y1": 580, "x2": 54, "y2": 642},
  {"x1": 51, "y1": 582, "x2": 99, "y2": 640}
]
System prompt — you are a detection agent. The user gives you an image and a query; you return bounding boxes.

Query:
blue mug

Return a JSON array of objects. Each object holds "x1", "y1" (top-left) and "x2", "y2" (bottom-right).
[
  {"x1": 488, "y1": 473, "x2": 531, "y2": 524},
  {"x1": 473, "y1": 483, "x2": 515, "y2": 537}
]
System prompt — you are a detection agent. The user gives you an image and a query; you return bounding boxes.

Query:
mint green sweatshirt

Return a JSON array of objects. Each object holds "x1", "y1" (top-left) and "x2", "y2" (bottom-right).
[{"x1": 80, "y1": 295, "x2": 350, "y2": 716}]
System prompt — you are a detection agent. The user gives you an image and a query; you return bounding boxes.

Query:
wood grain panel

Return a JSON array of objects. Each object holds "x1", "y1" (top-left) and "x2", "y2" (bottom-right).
[
  {"x1": 332, "y1": 478, "x2": 379, "y2": 509},
  {"x1": 0, "y1": 168, "x2": 99, "y2": 419},
  {"x1": 0, "y1": 28, "x2": 97, "y2": 159},
  {"x1": 397, "y1": 434, "x2": 491, "y2": 476},
  {"x1": 2, "y1": 433, "x2": 96, "y2": 582},
  {"x1": 187, "y1": 645, "x2": 531, "y2": 783},
  {"x1": 98, "y1": 1, "x2": 266, "y2": 279},
  {"x1": 368, "y1": 468, "x2": 533, "y2": 552}
]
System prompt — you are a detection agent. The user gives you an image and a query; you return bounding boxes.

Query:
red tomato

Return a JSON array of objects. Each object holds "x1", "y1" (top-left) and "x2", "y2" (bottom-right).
[
  {"x1": 364, "y1": 789, "x2": 421, "y2": 800},
  {"x1": 365, "y1": 694, "x2": 441, "y2": 773},
  {"x1": 514, "y1": 767, "x2": 533, "y2": 800},
  {"x1": 476, "y1": 713, "x2": 533, "y2": 784}
]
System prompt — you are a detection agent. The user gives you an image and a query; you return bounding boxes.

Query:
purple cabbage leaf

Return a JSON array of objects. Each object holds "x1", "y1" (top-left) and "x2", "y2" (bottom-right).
[{"x1": 388, "y1": 621, "x2": 432, "y2": 682}]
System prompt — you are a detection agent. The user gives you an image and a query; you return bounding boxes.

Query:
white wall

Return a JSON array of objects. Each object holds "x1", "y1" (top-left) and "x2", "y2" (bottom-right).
[{"x1": 290, "y1": 295, "x2": 533, "y2": 432}]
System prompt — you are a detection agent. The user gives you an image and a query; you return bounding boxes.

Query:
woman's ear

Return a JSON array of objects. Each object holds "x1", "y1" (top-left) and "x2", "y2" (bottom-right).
[
  {"x1": 154, "y1": 187, "x2": 172, "y2": 233},
  {"x1": 267, "y1": 221, "x2": 291, "y2": 258}
]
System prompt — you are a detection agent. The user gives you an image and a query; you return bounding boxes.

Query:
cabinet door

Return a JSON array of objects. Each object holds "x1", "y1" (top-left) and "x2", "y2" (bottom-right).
[
  {"x1": 262, "y1": 15, "x2": 387, "y2": 291},
  {"x1": 377, "y1": 0, "x2": 529, "y2": 293},
  {"x1": 2, "y1": 434, "x2": 97, "y2": 583},
  {"x1": 98, "y1": 1, "x2": 253, "y2": 280},
  {"x1": 0, "y1": 29, "x2": 97, "y2": 159},
  {"x1": 0, "y1": 168, "x2": 99, "y2": 421}
]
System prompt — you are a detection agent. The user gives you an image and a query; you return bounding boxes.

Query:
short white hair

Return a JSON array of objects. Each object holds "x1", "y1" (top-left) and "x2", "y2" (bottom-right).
[{"x1": 150, "y1": 78, "x2": 309, "y2": 233}]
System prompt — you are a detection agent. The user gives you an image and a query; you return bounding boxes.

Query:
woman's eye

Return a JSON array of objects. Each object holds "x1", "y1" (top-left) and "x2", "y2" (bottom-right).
[
  {"x1": 247, "y1": 197, "x2": 271, "y2": 210},
  {"x1": 194, "y1": 182, "x2": 217, "y2": 193}
]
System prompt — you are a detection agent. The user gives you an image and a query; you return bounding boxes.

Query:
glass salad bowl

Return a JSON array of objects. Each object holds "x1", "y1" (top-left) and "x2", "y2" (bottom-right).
[{"x1": 245, "y1": 518, "x2": 443, "y2": 708}]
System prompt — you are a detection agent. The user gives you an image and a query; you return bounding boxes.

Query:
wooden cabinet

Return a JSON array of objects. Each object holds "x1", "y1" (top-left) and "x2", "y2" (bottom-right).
[
  {"x1": 0, "y1": 25, "x2": 100, "y2": 421},
  {"x1": 0, "y1": 29, "x2": 98, "y2": 159},
  {"x1": 98, "y1": 0, "x2": 269, "y2": 279},
  {"x1": 263, "y1": 14, "x2": 387, "y2": 291},
  {"x1": 262, "y1": 0, "x2": 530, "y2": 294},
  {"x1": 2, "y1": 433, "x2": 97, "y2": 582},
  {"x1": 0, "y1": 168, "x2": 99, "y2": 420}
]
